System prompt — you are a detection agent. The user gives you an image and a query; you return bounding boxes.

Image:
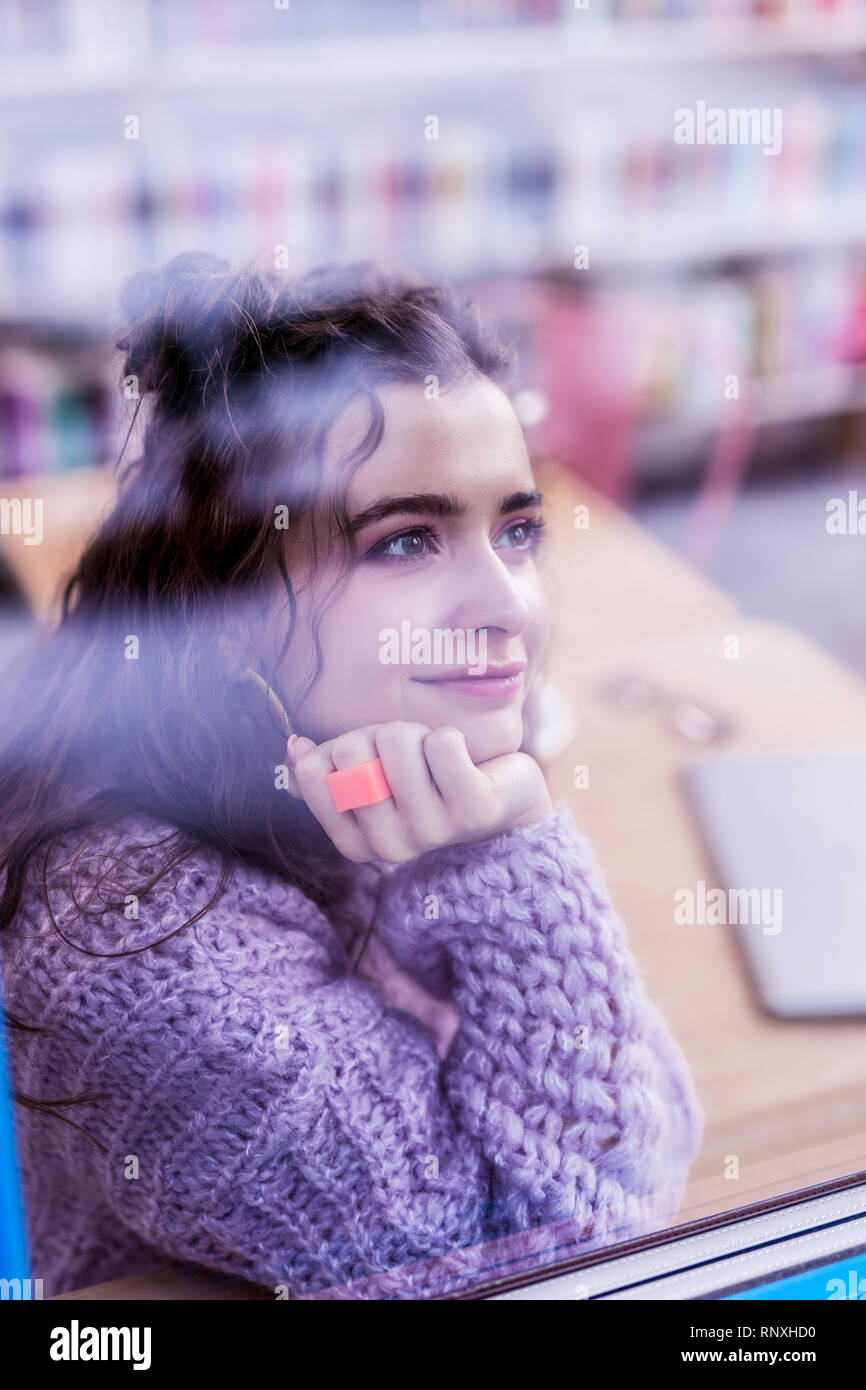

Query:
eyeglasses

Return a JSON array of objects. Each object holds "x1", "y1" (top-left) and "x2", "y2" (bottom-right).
[{"x1": 595, "y1": 671, "x2": 736, "y2": 745}]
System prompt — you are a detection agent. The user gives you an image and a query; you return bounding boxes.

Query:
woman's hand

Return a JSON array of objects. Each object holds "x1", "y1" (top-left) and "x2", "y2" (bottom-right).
[{"x1": 283, "y1": 722, "x2": 554, "y2": 864}]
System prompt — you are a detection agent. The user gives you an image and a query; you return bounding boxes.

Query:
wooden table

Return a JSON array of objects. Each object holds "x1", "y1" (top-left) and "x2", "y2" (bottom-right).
[
  {"x1": 536, "y1": 462, "x2": 866, "y2": 1226},
  {"x1": 34, "y1": 457, "x2": 866, "y2": 1297}
]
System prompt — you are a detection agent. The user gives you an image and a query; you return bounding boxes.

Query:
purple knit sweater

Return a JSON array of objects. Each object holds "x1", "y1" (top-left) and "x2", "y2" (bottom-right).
[{"x1": 2, "y1": 800, "x2": 702, "y2": 1299}]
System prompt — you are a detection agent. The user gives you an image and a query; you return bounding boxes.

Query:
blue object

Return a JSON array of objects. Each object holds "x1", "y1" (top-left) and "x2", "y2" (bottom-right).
[
  {"x1": 725, "y1": 1251, "x2": 866, "y2": 1301},
  {"x1": 0, "y1": 977, "x2": 30, "y2": 1282}
]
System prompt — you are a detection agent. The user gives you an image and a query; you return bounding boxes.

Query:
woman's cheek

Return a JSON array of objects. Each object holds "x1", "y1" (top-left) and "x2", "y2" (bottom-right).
[{"x1": 531, "y1": 583, "x2": 553, "y2": 662}]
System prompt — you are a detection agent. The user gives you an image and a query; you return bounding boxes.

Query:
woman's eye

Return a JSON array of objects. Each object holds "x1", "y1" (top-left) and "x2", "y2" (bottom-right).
[
  {"x1": 495, "y1": 518, "x2": 547, "y2": 551},
  {"x1": 367, "y1": 527, "x2": 439, "y2": 561},
  {"x1": 366, "y1": 518, "x2": 545, "y2": 562}
]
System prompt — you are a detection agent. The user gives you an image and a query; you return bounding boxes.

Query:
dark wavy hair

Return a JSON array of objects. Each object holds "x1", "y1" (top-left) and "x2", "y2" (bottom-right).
[{"x1": 0, "y1": 250, "x2": 514, "y2": 1145}]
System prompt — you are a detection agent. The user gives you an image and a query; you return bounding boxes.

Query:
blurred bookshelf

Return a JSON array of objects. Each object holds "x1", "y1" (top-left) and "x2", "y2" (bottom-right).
[
  {"x1": 3, "y1": 0, "x2": 866, "y2": 494},
  {"x1": 0, "y1": 322, "x2": 118, "y2": 479}
]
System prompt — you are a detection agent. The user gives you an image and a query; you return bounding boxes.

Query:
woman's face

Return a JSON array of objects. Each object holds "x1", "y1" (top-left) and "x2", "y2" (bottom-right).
[{"x1": 274, "y1": 377, "x2": 551, "y2": 765}]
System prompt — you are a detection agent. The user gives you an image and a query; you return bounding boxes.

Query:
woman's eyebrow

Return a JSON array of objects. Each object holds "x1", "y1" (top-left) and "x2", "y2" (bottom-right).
[
  {"x1": 500, "y1": 489, "x2": 543, "y2": 514},
  {"x1": 346, "y1": 493, "x2": 464, "y2": 533},
  {"x1": 346, "y1": 489, "x2": 543, "y2": 533}
]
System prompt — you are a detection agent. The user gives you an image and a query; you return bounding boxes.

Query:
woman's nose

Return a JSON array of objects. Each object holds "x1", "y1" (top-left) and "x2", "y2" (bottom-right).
[{"x1": 446, "y1": 549, "x2": 532, "y2": 639}]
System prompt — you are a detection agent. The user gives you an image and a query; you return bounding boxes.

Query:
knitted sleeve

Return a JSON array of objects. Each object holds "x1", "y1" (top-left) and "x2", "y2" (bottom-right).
[
  {"x1": 24, "y1": 804, "x2": 701, "y2": 1298},
  {"x1": 373, "y1": 800, "x2": 704, "y2": 1243},
  {"x1": 67, "y1": 877, "x2": 499, "y2": 1298}
]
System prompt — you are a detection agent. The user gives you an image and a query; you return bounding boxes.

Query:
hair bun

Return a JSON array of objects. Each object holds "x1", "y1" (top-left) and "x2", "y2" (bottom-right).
[{"x1": 115, "y1": 251, "x2": 235, "y2": 407}]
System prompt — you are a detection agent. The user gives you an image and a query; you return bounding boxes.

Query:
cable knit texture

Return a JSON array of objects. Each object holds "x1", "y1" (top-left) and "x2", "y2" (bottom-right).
[{"x1": 1, "y1": 800, "x2": 702, "y2": 1298}]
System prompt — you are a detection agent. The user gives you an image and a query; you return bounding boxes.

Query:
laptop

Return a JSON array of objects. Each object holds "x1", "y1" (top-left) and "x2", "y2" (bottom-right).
[{"x1": 683, "y1": 749, "x2": 866, "y2": 1019}]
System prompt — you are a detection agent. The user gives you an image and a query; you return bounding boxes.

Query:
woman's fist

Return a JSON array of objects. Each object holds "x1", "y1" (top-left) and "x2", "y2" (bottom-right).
[{"x1": 283, "y1": 720, "x2": 553, "y2": 864}]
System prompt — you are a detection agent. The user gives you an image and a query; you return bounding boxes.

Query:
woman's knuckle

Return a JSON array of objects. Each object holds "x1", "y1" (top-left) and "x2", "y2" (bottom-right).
[
  {"x1": 403, "y1": 721, "x2": 432, "y2": 738},
  {"x1": 374, "y1": 723, "x2": 405, "y2": 753},
  {"x1": 331, "y1": 733, "x2": 373, "y2": 768},
  {"x1": 424, "y1": 725, "x2": 463, "y2": 752},
  {"x1": 377, "y1": 720, "x2": 427, "y2": 750}
]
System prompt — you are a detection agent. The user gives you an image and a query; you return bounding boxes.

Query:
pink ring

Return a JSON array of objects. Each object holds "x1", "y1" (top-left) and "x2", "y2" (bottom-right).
[{"x1": 326, "y1": 757, "x2": 393, "y2": 812}]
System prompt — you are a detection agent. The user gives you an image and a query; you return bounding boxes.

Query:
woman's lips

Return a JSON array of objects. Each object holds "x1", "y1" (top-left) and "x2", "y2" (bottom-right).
[{"x1": 411, "y1": 665, "x2": 525, "y2": 701}]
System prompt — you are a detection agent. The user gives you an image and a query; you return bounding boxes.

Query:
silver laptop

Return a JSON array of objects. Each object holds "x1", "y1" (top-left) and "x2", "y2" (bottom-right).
[{"x1": 683, "y1": 749, "x2": 866, "y2": 1018}]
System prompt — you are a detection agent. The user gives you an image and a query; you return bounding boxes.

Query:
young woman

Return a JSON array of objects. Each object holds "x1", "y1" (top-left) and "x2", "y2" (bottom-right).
[{"x1": 0, "y1": 252, "x2": 702, "y2": 1299}]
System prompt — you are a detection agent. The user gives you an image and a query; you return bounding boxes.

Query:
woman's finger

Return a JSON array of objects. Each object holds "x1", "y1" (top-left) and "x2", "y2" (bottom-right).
[
  {"x1": 288, "y1": 736, "x2": 372, "y2": 862},
  {"x1": 372, "y1": 722, "x2": 449, "y2": 850},
  {"x1": 331, "y1": 727, "x2": 412, "y2": 861},
  {"x1": 422, "y1": 726, "x2": 493, "y2": 832},
  {"x1": 281, "y1": 735, "x2": 317, "y2": 801}
]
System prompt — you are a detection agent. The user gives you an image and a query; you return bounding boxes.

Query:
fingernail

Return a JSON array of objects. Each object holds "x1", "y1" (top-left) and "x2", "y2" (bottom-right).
[{"x1": 287, "y1": 733, "x2": 299, "y2": 762}]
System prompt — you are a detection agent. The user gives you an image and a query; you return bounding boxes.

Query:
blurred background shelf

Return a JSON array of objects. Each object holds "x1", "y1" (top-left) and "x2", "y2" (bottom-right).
[
  {"x1": 3, "y1": 0, "x2": 866, "y2": 492},
  {"x1": 9, "y1": 0, "x2": 866, "y2": 89},
  {"x1": 7, "y1": 15, "x2": 866, "y2": 97}
]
